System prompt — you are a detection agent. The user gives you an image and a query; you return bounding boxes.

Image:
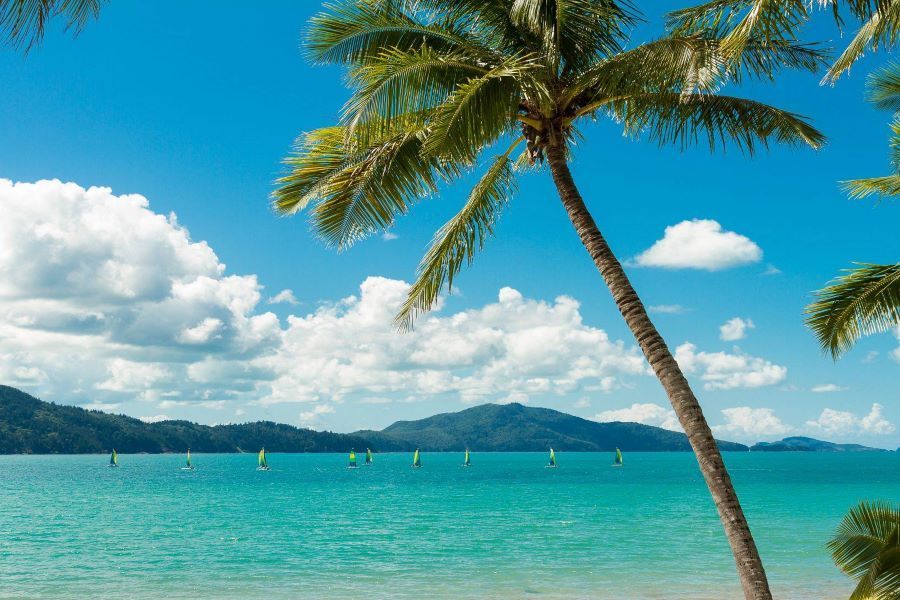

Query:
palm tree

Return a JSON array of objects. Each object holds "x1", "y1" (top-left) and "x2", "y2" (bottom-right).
[
  {"x1": 805, "y1": 62, "x2": 900, "y2": 358},
  {"x1": 0, "y1": 0, "x2": 104, "y2": 52},
  {"x1": 828, "y1": 500, "x2": 900, "y2": 599},
  {"x1": 273, "y1": 2, "x2": 826, "y2": 598}
]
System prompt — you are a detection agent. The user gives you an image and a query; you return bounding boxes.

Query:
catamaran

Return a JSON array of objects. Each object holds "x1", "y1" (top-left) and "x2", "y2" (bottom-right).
[
  {"x1": 412, "y1": 448, "x2": 421, "y2": 468},
  {"x1": 182, "y1": 448, "x2": 194, "y2": 470},
  {"x1": 348, "y1": 449, "x2": 358, "y2": 469},
  {"x1": 546, "y1": 448, "x2": 557, "y2": 468},
  {"x1": 108, "y1": 449, "x2": 118, "y2": 468},
  {"x1": 613, "y1": 447, "x2": 623, "y2": 467},
  {"x1": 365, "y1": 448, "x2": 373, "y2": 465},
  {"x1": 463, "y1": 448, "x2": 471, "y2": 467},
  {"x1": 257, "y1": 448, "x2": 270, "y2": 471}
]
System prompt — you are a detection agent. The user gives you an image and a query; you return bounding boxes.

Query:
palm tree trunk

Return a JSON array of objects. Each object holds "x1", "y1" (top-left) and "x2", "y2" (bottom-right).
[{"x1": 545, "y1": 142, "x2": 773, "y2": 600}]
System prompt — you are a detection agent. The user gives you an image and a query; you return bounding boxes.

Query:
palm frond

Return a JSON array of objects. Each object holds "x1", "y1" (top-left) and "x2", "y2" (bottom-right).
[
  {"x1": 867, "y1": 61, "x2": 900, "y2": 112},
  {"x1": 844, "y1": 174, "x2": 900, "y2": 199},
  {"x1": 565, "y1": 34, "x2": 824, "y2": 108},
  {"x1": 827, "y1": 501, "x2": 900, "y2": 600},
  {"x1": 825, "y1": 2, "x2": 900, "y2": 82},
  {"x1": 395, "y1": 144, "x2": 519, "y2": 329},
  {"x1": 343, "y1": 46, "x2": 490, "y2": 138},
  {"x1": 422, "y1": 56, "x2": 539, "y2": 163},
  {"x1": 666, "y1": 0, "x2": 815, "y2": 57},
  {"x1": 274, "y1": 120, "x2": 455, "y2": 250},
  {"x1": 0, "y1": 0, "x2": 105, "y2": 51},
  {"x1": 805, "y1": 263, "x2": 900, "y2": 359},
  {"x1": 306, "y1": 0, "x2": 494, "y2": 66},
  {"x1": 593, "y1": 92, "x2": 824, "y2": 153}
]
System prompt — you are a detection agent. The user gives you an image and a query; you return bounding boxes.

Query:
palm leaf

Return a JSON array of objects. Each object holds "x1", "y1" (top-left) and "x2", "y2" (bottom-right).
[
  {"x1": 825, "y1": 2, "x2": 900, "y2": 82},
  {"x1": 395, "y1": 144, "x2": 519, "y2": 329},
  {"x1": 827, "y1": 501, "x2": 900, "y2": 600},
  {"x1": 592, "y1": 92, "x2": 824, "y2": 153},
  {"x1": 306, "y1": 0, "x2": 496, "y2": 66},
  {"x1": 0, "y1": 0, "x2": 104, "y2": 51},
  {"x1": 805, "y1": 263, "x2": 900, "y2": 359},
  {"x1": 867, "y1": 61, "x2": 900, "y2": 112}
]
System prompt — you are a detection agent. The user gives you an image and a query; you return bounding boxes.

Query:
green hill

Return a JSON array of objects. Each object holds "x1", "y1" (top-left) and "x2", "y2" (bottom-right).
[
  {"x1": 0, "y1": 385, "x2": 749, "y2": 453},
  {"x1": 750, "y1": 436, "x2": 888, "y2": 452},
  {"x1": 0, "y1": 385, "x2": 370, "y2": 453},
  {"x1": 354, "y1": 402, "x2": 748, "y2": 452}
]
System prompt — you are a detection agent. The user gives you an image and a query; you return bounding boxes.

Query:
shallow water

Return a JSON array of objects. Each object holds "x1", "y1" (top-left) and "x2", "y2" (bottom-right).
[{"x1": 1, "y1": 452, "x2": 897, "y2": 599}]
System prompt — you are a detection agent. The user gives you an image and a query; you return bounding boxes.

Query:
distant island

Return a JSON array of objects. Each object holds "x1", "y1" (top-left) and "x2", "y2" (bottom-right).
[
  {"x1": 1, "y1": 385, "x2": 749, "y2": 453},
  {"x1": 750, "y1": 436, "x2": 889, "y2": 453},
  {"x1": 1, "y1": 385, "x2": 890, "y2": 454}
]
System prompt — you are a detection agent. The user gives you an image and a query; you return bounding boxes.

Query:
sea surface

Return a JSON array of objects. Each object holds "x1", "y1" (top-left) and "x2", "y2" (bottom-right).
[{"x1": 1, "y1": 452, "x2": 897, "y2": 599}]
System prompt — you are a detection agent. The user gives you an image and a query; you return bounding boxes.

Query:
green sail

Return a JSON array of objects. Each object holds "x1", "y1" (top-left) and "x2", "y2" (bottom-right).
[
  {"x1": 548, "y1": 448, "x2": 556, "y2": 466},
  {"x1": 365, "y1": 448, "x2": 373, "y2": 464},
  {"x1": 349, "y1": 449, "x2": 357, "y2": 467},
  {"x1": 186, "y1": 449, "x2": 192, "y2": 468},
  {"x1": 615, "y1": 448, "x2": 623, "y2": 465},
  {"x1": 110, "y1": 449, "x2": 117, "y2": 466},
  {"x1": 413, "y1": 448, "x2": 421, "y2": 467},
  {"x1": 258, "y1": 448, "x2": 267, "y2": 468},
  {"x1": 464, "y1": 449, "x2": 470, "y2": 466}
]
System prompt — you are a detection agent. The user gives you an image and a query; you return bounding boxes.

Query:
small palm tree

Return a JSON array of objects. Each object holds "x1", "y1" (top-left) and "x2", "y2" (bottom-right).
[
  {"x1": 0, "y1": 0, "x2": 104, "y2": 52},
  {"x1": 828, "y1": 500, "x2": 900, "y2": 600},
  {"x1": 805, "y1": 63, "x2": 900, "y2": 358},
  {"x1": 274, "y1": 2, "x2": 826, "y2": 598}
]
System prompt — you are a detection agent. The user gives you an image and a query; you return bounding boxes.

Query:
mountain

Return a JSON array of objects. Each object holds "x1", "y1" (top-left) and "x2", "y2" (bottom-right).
[
  {"x1": 0, "y1": 385, "x2": 750, "y2": 454},
  {"x1": 0, "y1": 385, "x2": 370, "y2": 454},
  {"x1": 354, "y1": 402, "x2": 748, "y2": 452},
  {"x1": 751, "y1": 436, "x2": 888, "y2": 452}
]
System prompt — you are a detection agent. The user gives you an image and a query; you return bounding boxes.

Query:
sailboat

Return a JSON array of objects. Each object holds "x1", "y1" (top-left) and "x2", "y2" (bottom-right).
[
  {"x1": 348, "y1": 449, "x2": 358, "y2": 469},
  {"x1": 182, "y1": 448, "x2": 194, "y2": 471},
  {"x1": 108, "y1": 449, "x2": 118, "y2": 468},
  {"x1": 412, "y1": 448, "x2": 421, "y2": 468},
  {"x1": 462, "y1": 448, "x2": 471, "y2": 467},
  {"x1": 365, "y1": 448, "x2": 373, "y2": 466},
  {"x1": 546, "y1": 448, "x2": 557, "y2": 468},
  {"x1": 257, "y1": 447, "x2": 270, "y2": 471},
  {"x1": 612, "y1": 447, "x2": 623, "y2": 468}
]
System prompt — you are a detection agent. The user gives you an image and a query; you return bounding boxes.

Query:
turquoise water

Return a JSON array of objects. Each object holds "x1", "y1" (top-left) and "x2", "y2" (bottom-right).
[{"x1": 1, "y1": 452, "x2": 897, "y2": 599}]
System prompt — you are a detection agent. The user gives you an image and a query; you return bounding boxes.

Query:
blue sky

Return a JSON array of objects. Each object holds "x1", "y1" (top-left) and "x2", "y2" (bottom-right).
[{"x1": 0, "y1": 1, "x2": 897, "y2": 446}]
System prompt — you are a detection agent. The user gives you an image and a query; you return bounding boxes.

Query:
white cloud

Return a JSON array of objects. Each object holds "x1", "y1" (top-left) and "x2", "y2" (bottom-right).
[
  {"x1": 674, "y1": 342, "x2": 787, "y2": 390},
  {"x1": 891, "y1": 328, "x2": 900, "y2": 363},
  {"x1": 633, "y1": 219, "x2": 762, "y2": 271},
  {"x1": 0, "y1": 179, "x2": 793, "y2": 425},
  {"x1": 806, "y1": 403, "x2": 895, "y2": 437},
  {"x1": 382, "y1": 232, "x2": 398, "y2": 241},
  {"x1": 713, "y1": 407, "x2": 792, "y2": 442},
  {"x1": 267, "y1": 289, "x2": 299, "y2": 305},
  {"x1": 594, "y1": 402, "x2": 680, "y2": 431},
  {"x1": 139, "y1": 414, "x2": 171, "y2": 423},
  {"x1": 719, "y1": 317, "x2": 754, "y2": 341},
  {"x1": 762, "y1": 265, "x2": 782, "y2": 276},
  {"x1": 573, "y1": 398, "x2": 590, "y2": 409},
  {"x1": 811, "y1": 384, "x2": 847, "y2": 393},
  {"x1": 648, "y1": 304, "x2": 687, "y2": 314},
  {"x1": 299, "y1": 403, "x2": 335, "y2": 425}
]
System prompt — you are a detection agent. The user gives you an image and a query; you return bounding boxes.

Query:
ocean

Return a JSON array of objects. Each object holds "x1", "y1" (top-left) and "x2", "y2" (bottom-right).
[{"x1": 1, "y1": 451, "x2": 897, "y2": 599}]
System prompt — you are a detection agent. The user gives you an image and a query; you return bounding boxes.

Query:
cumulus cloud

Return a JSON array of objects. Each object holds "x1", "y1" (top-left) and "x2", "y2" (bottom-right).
[
  {"x1": 0, "y1": 180, "x2": 795, "y2": 425},
  {"x1": 299, "y1": 403, "x2": 335, "y2": 425},
  {"x1": 381, "y1": 232, "x2": 399, "y2": 241},
  {"x1": 267, "y1": 289, "x2": 299, "y2": 305},
  {"x1": 674, "y1": 342, "x2": 787, "y2": 390},
  {"x1": 806, "y1": 403, "x2": 895, "y2": 437},
  {"x1": 594, "y1": 403, "x2": 680, "y2": 431},
  {"x1": 713, "y1": 407, "x2": 792, "y2": 442},
  {"x1": 719, "y1": 317, "x2": 754, "y2": 341},
  {"x1": 633, "y1": 219, "x2": 762, "y2": 271},
  {"x1": 648, "y1": 304, "x2": 687, "y2": 314},
  {"x1": 811, "y1": 384, "x2": 847, "y2": 393}
]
